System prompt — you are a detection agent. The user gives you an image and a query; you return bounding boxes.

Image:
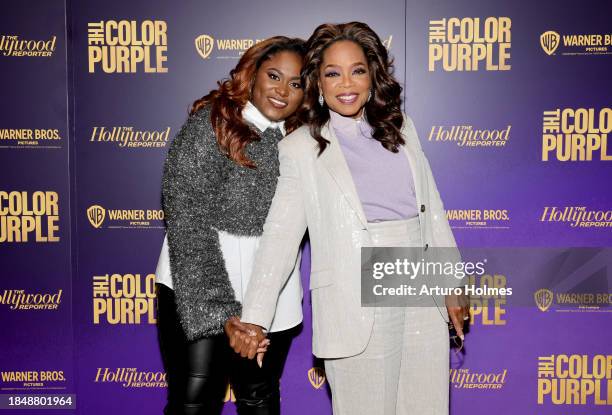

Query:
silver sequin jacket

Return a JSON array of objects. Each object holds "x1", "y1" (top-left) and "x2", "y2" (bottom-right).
[{"x1": 161, "y1": 106, "x2": 283, "y2": 340}]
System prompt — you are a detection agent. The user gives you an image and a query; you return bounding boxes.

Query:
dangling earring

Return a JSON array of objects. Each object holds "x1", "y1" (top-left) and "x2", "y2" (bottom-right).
[
  {"x1": 367, "y1": 90, "x2": 372, "y2": 102},
  {"x1": 318, "y1": 92, "x2": 324, "y2": 106}
]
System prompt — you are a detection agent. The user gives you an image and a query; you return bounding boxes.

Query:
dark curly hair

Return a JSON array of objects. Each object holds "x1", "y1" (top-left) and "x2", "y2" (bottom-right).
[
  {"x1": 191, "y1": 36, "x2": 306, "y2": 168},
  {"x1": 299, "y1": 22, "x2": 404, "y2": 154}
]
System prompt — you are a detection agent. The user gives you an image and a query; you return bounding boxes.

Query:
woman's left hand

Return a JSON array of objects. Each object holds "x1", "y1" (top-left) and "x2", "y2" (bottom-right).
[{"x1": 224, "y1": 316, "x2": 268, "y2": 360}]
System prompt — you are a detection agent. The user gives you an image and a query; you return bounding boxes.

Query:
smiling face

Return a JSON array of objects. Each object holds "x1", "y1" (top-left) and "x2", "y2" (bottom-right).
[
  {"x1": 251, "y1": 50, "x2": 304, "y2": 122},
  {"x1": 318, "y1": 40, "x2": 371, "y2": 119}
]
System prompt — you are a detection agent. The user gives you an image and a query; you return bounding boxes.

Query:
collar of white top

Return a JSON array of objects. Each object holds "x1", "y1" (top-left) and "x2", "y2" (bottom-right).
[{"x1": 242, "y1": 101, "x2": 286, "y2": 135}]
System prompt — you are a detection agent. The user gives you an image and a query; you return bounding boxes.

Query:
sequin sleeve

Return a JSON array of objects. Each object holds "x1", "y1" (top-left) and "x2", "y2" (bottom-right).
[{"x1": 162, "y1": 107, "x2": 241, "y2": 340}]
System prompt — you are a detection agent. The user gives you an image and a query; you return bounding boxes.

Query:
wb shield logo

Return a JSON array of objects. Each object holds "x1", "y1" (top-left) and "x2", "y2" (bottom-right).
[
  {"x1": 308, "y1": 367, "x2": 326, "y2": 389},
  {"x1": 540, "y1": 31, "x2": 560, "y2": 55},
  {"x1": 534, "y1": 288, "x2": 553, "y2": 311},
  {"x1": 87, "y1": 205, "x2": 106, "y2": 228},
  {"x1": 195, "y1": 35, "x2": 214, "y2": 59}
]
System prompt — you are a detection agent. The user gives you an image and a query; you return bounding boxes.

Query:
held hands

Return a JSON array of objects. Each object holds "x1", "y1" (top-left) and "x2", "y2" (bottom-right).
[
  {"x1": 224, "y1": 317, "x2": 269, "y2": 367},
  {"x1": 445, "y1": 291, "x2": 470, "y2": 341}
]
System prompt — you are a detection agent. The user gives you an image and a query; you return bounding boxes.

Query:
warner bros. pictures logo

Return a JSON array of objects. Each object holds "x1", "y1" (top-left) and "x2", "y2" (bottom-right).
[
  {"x1": 308, "y1": 367, "x2": 326, "y2": 389},
  {"x1": 195, "y1": 35, "x2": 214, "y2": 59},
  {"x1": 535, "y1": 288, "x2": 554, "y2": 312},
  {"x1": 540, "y1": 31, "x2": 560, "y2": 55},
  {"x1": 87, "y1": 205, "x2": 106, "y2": 228}
]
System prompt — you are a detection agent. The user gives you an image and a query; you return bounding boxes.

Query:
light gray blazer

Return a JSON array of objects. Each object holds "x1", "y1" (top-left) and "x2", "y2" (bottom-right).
[{"x1": 241, "y1": 115, "x2": 460, "y2": 359}]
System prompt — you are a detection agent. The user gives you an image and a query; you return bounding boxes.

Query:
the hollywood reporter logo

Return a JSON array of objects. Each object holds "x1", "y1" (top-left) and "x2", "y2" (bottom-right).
[
  {"x1": 450, "y1": 368, "x2": 507, "y2": 390},
  {"x1": 0, "y1": 34, "x2": 56, "y2": 57},
  {"x1": 428, "y1": 125, "x2": 511, "y2": 147},
  {"x1": 0, "y1": 289, "x2": 62, "y2": 310},
  {"x1": 90, "y1": 126, "x2": 170, "y2": 148},
  {"x1": 540, "y1": 207, "x2": 612, "y2": 228},
  {"x1": 94, "y1": 368, "x2": 166, "y2": 388}
]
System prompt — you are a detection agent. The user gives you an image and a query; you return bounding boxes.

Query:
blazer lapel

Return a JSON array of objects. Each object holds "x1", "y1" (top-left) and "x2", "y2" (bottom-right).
[
  {"x1": 399, "y1": 121, "x2": 428, "y2": 247},
  {"x1": 399, "y1": 138, "x2": 425, "y2": 210},
  {"x1": 318, "y1": 123, "x2": 369, "y2": 229}
]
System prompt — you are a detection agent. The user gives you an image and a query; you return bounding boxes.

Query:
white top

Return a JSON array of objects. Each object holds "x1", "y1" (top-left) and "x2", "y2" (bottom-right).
[
  {"x1": 243, "y1": 100, "x2": 286, "y2": 135},
  {"x1": 155, "y1": 102, "x2": 303, "y2": 332}
]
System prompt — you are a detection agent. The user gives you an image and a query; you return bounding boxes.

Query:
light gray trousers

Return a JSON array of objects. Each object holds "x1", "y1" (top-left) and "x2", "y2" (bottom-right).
[{"x1": 324, "y1": 217, "x2": 450, "y2": 415}]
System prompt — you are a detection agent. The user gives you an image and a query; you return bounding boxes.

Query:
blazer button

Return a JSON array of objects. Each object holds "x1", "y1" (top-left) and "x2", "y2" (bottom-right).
[{"x1": 420, "y1": 204, "x2": 426, "y2": 213}]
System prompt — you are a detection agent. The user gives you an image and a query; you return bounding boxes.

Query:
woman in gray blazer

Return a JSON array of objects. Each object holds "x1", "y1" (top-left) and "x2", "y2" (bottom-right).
[{"x1": 228, "y1": 23, "x2": 469, "y2": 415}]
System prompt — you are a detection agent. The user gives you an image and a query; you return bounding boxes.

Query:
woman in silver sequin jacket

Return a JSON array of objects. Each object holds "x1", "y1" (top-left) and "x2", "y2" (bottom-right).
[{"x1": 158, "y1": 37, "x2": 306, "y2": 415}]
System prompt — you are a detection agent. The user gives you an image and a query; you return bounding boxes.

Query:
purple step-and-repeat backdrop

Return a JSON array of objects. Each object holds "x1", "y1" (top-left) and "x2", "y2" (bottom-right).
[{"x1": 1, "y1": 0, "x2": 611, "y2": 413}]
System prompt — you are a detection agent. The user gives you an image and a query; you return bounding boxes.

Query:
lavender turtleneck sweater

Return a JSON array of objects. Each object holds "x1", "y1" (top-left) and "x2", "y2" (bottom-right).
[{"x1": 329, "y1": 109, "x2": 418, "y2": 222}]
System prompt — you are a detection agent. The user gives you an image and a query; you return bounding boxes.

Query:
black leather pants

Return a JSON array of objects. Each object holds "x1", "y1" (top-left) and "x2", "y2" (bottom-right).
[{"x1": 156, "y1": 283, "x2": 297, "y2": 415}]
